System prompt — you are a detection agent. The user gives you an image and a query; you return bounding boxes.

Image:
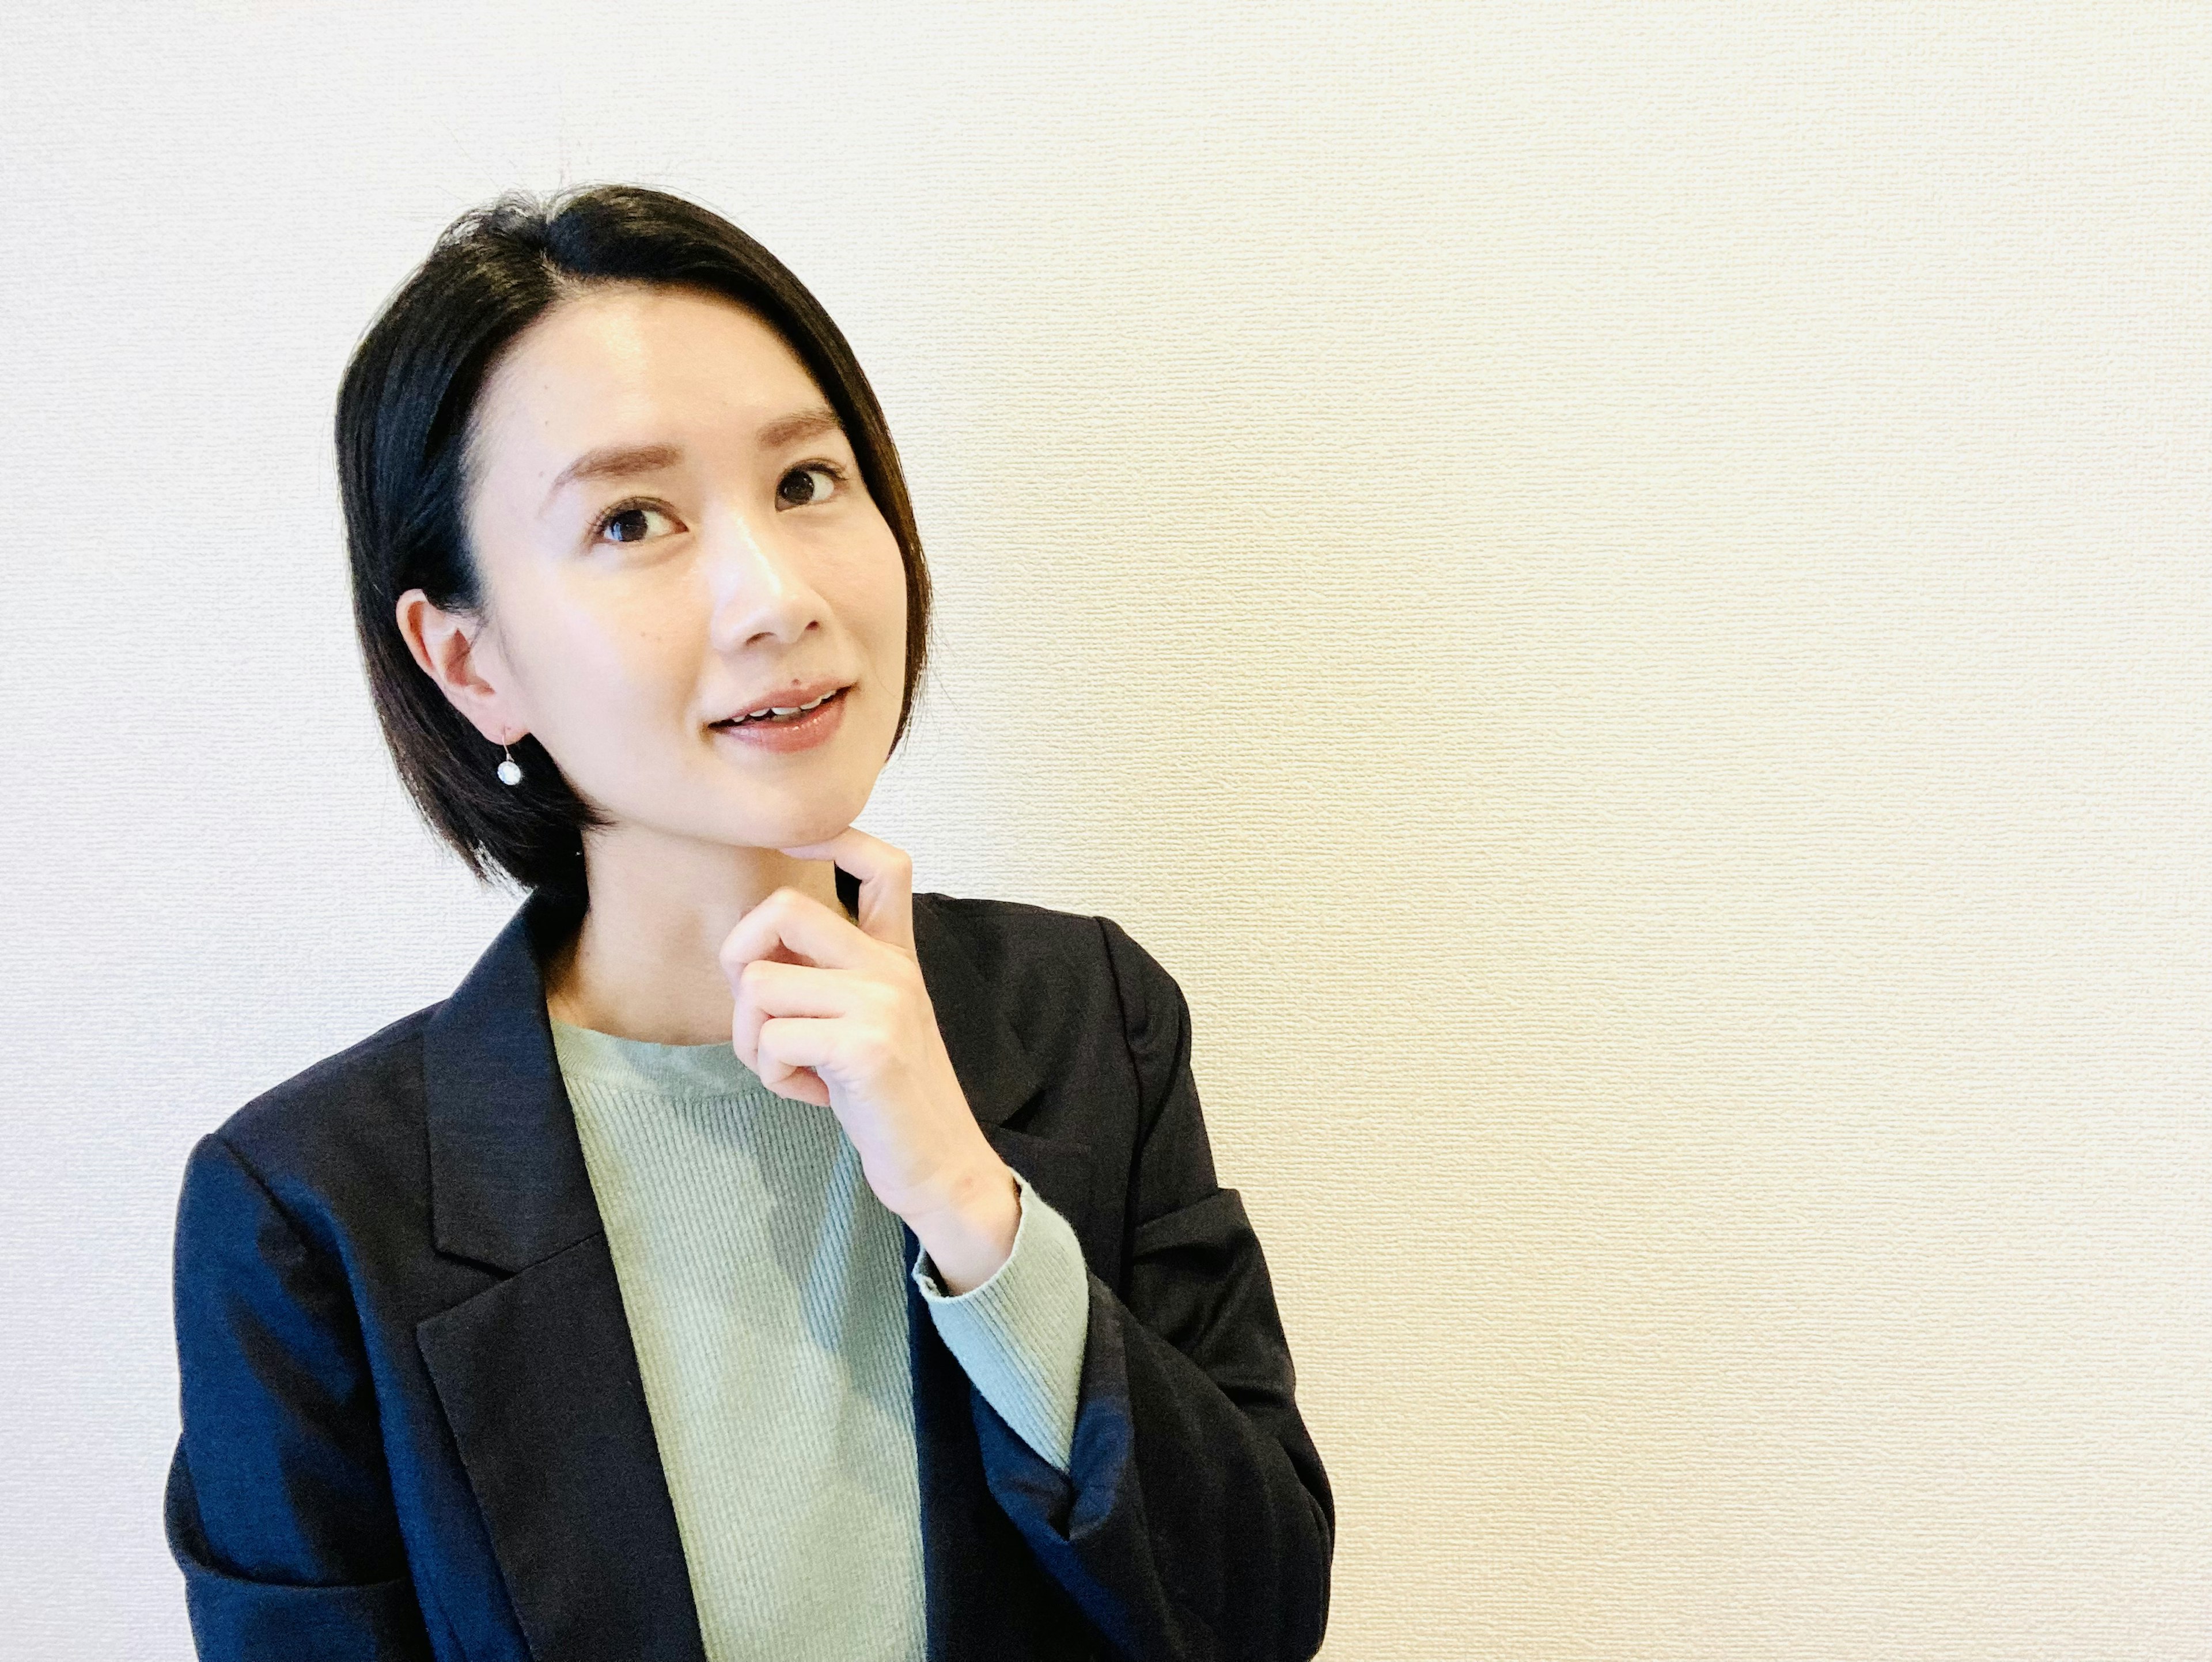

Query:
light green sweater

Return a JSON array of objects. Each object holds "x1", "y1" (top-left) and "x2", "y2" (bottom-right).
[{"x1": 547, "y1": 1015, "x2": 1090, "y2": 1662}]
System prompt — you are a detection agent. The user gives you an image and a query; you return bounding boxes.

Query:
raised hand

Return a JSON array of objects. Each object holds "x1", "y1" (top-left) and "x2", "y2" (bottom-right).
[{"x1": 719, "y1": 826, "x2": 1020, "y2": 1294}]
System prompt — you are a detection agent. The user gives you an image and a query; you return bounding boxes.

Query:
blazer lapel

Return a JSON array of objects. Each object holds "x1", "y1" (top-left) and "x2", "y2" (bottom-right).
[
  {"x1": 912, "y1": 892, "x2": 1096, "y2": 1241},
  {"x1": 908, "y1": 894, "x2": 1111, "y2": 1660},
  {"x1": 415, "y1": 883, "x2": 707, "y2": 1662},
  {"x1": 412, "y1": 883, "x2": 1088, "y2": 1662},
  {"x1": 910, "y1": 891, "x2": 1045, "y2": 1132}
]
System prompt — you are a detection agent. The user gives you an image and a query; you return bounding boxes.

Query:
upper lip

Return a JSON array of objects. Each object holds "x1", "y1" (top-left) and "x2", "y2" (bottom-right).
[{"x1": 709, "y1": 677, "x2": 851, "y2": 725}]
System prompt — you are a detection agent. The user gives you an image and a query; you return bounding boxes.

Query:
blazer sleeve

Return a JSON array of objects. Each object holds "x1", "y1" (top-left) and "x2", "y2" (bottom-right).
[
  {"x1": 965, "y1": 917, "x2": 1336, "y2": 1661},
  {"x1": 165, "y1": 1132, "x2": 435, "y2": 1660}
]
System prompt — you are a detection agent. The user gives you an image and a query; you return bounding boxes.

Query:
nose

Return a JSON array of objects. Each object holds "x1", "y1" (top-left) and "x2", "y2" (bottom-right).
[{"x1": 704, "y1": 500, "x2": 828, "y2": 654}]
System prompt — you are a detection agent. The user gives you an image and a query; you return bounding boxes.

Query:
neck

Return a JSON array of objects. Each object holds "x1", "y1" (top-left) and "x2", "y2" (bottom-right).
[{"x1": 543, "y1": 826, "x2": 843, "y2": 1046}]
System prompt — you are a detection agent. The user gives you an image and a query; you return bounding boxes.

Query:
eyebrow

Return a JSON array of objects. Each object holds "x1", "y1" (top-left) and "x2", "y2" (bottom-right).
[
  {"x1": 541, "y1": 406, "x2": 846, "y2": 509},
  {"x1": 755, "y1": 404, "x2": 844, "y2": 450},
  {"x1": 543, "y1": 442, "x2": 683, "y2": 507}
]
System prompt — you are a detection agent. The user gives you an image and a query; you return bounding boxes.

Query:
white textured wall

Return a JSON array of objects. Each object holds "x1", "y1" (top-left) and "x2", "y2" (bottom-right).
[{"x1": 3, "y1": 5, "x2": 2206, "y2": 1657}]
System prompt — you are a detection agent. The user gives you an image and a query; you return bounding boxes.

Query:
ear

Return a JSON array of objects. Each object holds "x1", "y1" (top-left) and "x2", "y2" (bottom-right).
[{"x1": 395, "y1": 588, "x2": 528, "y2": 745}]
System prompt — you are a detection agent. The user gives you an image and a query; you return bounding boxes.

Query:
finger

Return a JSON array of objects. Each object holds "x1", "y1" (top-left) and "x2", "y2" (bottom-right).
[
  {"x1": 777, "y1": 826, "x2": 915, "y2": 953},
  {"x1": 733, "y1": 959, "x2": 881, "y2": 1019},
  {"x1": 730, "y1": 961, "x2": 882, "y2": 1062},
  {"x1": 752, "y1": 1052, "x2": 831, "y2": 1108},
  {"x1": 755, "y1": 1017, "x2": 844, "y2": 1104},
  {"x1": 728, "y1": 959, "x2": 870, "y2": 1082},
  {"x1": 719, "y1": 885, "x2": 884, "y2": 982}
]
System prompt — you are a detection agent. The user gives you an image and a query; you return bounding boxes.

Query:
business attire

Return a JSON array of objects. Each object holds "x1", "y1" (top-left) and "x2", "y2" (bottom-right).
[
  {"x1": 165, "y1": 880, "x2": 1335, "y2": 1660},
  {"x1": 546, "y1": 1011, "x2": 1094, "y2": 1659}
]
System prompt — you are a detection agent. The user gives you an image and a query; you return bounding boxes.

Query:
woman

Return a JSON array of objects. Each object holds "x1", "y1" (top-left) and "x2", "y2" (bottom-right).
[{"x1": 164, "y1": 184, "x2": 1333, "y2": 1662}]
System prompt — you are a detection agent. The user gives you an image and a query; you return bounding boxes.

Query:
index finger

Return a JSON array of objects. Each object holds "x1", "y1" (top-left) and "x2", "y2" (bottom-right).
[{"x1": 777, "y1": 825, "x2": 915, "y2": 954}]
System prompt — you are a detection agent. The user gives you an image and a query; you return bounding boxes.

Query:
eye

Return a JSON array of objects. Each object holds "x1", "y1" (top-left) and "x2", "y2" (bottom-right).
[
  {"x1": 592, "y1": 501, "x2": 684, "y2": 546},
  {"x1": 775, "y1": 464, "x2": 844, "y2": 510}
]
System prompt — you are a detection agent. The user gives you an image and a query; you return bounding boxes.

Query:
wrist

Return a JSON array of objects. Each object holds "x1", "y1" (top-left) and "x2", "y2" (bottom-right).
[{"x1": 909, "y1": 1159, "x2": 1021, "y2": 1296}]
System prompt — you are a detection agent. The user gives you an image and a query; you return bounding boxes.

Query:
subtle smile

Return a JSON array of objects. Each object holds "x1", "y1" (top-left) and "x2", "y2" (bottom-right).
[{"x1": 710, "y1": 684, "x2": 850, "y2": 752}]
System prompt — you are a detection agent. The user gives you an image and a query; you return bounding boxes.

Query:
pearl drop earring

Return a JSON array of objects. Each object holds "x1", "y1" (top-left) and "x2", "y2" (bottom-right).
[{"x1": 497, "y1": 742, "x2": 524, "y2": 786}]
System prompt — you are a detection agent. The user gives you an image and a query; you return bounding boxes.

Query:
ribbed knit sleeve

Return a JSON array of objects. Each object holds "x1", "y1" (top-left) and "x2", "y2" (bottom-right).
[{"x1": 909, "y1": 1170, "x2": 1090, "y2": 1474}]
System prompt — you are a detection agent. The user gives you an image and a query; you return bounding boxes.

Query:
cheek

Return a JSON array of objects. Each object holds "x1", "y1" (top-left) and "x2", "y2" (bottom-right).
[
  {"x1": 516, "y1": 584, "x2": 698, "y2": 741},
  {"x1": 857, "y1": 536, "x2": 911, "y2": 675}
]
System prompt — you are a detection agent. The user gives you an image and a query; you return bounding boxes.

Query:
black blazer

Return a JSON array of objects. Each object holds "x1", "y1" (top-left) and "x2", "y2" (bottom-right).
[{"x1": 165, "y1": 881, "x2": 1334, "y2": 1660}]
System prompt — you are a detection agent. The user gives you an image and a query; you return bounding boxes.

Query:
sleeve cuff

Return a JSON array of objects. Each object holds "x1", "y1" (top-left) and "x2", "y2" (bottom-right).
[{"x1": 911, "y1": 1168, "x2": 1090, "y2": 1474}]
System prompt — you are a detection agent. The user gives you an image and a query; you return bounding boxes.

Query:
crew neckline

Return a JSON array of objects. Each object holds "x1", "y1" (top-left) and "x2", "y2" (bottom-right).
[{"x1": 547, "y1": 1010, "x2": 774, "y2": 1099}]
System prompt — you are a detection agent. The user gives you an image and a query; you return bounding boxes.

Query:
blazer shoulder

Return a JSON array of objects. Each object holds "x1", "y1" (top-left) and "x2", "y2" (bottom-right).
[
  {"x1": 199, "y1": 1001, "x2": 441, "y2": 1204},
  {"x1": 915, "y1": 889, "x2": 1109, "y2": 974},
  {"x1": 913, "y1": 889, "x2": 1194, "y2": 1055}
]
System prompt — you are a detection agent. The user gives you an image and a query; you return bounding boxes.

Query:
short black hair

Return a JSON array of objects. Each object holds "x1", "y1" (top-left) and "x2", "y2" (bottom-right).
[{"x1": 336, "y1": 184, "x2": 933, "y2": 896}]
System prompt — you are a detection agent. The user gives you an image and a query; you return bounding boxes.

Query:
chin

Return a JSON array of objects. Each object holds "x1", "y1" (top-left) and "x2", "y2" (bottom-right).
[{"x1": 728, "y1": 783, "x2": 877, "y2": 853}]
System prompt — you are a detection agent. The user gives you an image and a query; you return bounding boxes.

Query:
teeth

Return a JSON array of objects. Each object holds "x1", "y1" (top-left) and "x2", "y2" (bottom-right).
[{"x1": 732, "y1": 688, "x2": 838, "y2": 724}]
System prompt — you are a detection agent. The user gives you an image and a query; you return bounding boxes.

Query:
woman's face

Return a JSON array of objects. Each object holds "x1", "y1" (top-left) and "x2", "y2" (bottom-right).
[{"x1": 448, "y1": 282, "x2": 909, "y2": 855}]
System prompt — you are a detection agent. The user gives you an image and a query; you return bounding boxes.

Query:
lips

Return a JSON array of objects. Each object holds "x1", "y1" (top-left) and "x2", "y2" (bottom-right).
[
  {"x1": 708, "y1": 683, "x2": 851, "y2": 754},
  {"x1": 715, "y1": 685, "x2": 846, "y2": 727},
  {"x1": 710, "y1": 679, "x2": 851, "y2": 728}
]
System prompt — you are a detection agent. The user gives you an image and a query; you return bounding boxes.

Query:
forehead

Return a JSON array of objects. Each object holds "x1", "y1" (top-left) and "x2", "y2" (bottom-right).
[{"x1": 468, "y1": 283, "x2": 823, "y2": 475}]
